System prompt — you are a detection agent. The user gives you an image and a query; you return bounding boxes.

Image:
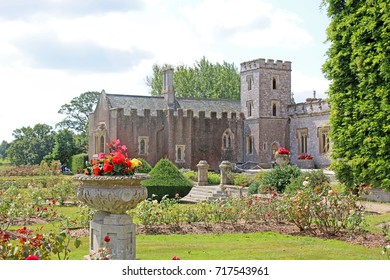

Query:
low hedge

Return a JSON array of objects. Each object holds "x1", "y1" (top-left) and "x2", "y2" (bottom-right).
[{"x1": 70, "y1": 153, "x2": 88, "y2": 174}]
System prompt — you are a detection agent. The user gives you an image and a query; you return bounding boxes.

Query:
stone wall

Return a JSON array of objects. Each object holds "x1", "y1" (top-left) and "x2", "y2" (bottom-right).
[
  {"x1": 90, "y1": 101, "x2": 244, "y2": 171},
  {"x1": 289, "y1": 99, "x2": 331, "y2": 168}
]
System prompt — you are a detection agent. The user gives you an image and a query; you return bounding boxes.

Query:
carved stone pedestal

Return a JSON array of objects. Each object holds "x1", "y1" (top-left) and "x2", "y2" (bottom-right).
[
  {"x1": 91, "y1": 211, "x2": 136, "y2": 260},
  {"x1": 73, "y1": 174, "x2": 149, "y2": 260}
]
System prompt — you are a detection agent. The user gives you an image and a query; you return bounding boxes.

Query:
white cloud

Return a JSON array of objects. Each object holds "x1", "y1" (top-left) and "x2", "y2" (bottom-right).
[
  {"x1": 292, "y1": 71, "x2": 329, "y2": 103},
  {"x1": 0, "y1": 0, "x2": 329, "y2": 142},
  {"x1": 182, "y1": 0, "x2": 313, "y2": 48}
]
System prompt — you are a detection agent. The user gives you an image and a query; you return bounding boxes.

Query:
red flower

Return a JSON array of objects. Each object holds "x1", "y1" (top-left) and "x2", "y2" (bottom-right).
[
  {"x1": 104, "y1": 235, "x2": 110, "y2": 243},
  {"x1": 93, "y1": 165, "x2": 101, "y2": 176},
  {"x1": 103, "y1": 161, "x2": 114, "y2": 173},
  {"x1": 125, "y1": 159, "x2": 132, "y2": 168},
  {"x1": 277, "y1": 146, "x2": 290, "y2": 155},
  {"x1": 171, "y1": 256, "x2": 181, "y2": 260},
  {"x1": 52, "y1": 199, "x2": 56, "y2": 205},
  {"x1": 25, "y1": 255, "x2": 40, "y2": 260},
  {"x1": 1, "y1": 232, "x2": 10, "y2": 242},
  {"x1": 266, "y1": 213, "x2": 271, "y2": 218},
  {"x1": 43, "y1": 207, "x2": 48, "y2": 211},
  {"x1": 112, "y1": 153, "x2": 125, "y2": 165}
]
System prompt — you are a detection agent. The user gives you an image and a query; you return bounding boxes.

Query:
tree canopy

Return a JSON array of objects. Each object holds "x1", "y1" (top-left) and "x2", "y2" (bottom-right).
[
  {"x1": 56, "y1": 91, "x2": 100, "y2": 152},
  {"x1": 146, "y1": 57, "x2": 240, "y2": 100},
  {"x1": 7, "y1": 124, "x2": 55, "y2": 166},
  {"x1": 57, "y1": 91, "x2": 100, "y2": 135},
  {"x1": 322, "y1": 0, "x2": 390, "y2": 189},
  {"x1": 0, "y1": 140, "x2": 10, "y2": 159},
  {"x1": 46, "y1": 129, "x2": 82, "y2": 165}
]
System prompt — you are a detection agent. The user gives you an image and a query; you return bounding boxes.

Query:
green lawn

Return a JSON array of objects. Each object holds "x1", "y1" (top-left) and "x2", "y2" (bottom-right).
[
  {"x1": 66, "y1": 231, "x2": 386, "y2": 260},
  {"x1": 5, "y1": 201, "x2": 390, "y2": 260},
  {"x1": 135, "y1": 232, "x2": 384, "y2": 260}
]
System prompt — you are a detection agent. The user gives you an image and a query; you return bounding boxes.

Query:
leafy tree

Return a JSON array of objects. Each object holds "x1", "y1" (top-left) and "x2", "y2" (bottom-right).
[
  {"x1": 146, "y1": 57, "x2": 240, "y2": 100},
  {"x1": 56, "y1": 91, "x2": 100, "y2": 151},
  {"x1": 46, "y1": 129, "x2": 82, "y2": 165},
  {"x1": 322, "y1": 0, "x2": 390, "y2": 189},
  {"x1": 7, "y1": 124, "x2": 55, "y2": 166},
  {"x1": 0, "y1": 140, "x2": 10, "y2": 159}
]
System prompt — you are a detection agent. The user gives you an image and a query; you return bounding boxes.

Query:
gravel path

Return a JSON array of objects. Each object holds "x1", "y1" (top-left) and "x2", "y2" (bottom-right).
[{"x1": 359, "y1": 201, "x2": 390, "y2": 214}]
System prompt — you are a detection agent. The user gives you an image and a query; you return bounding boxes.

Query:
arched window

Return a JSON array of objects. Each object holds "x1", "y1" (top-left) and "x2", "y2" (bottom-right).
[
  {"x1": 222, "y1": 129, "x2": 234, "y2": 150},
  {"x1": 100, "y1": 136, "x2": 105, "y2": 153},
  {"x1": 175, "y1": 145, "x2": 185, "y2": 163},
  {"x1": 140, "y1": 139, "x2": 145, "y2": 154},
  {"x1": 272, "y1": 103, "x2": 277, "y2": 116},
  {"x1": 272, "y1": 77, "x2": 277, "y2": 89},
  {"x1": 177, "y1": 148, "x2": 182, "y2": 161},
  {"x1": 318, "y1": 126, "x2": 330, "y2": 154},
  {"x1": 246, "y1": 136, "x2": 253, "y2": 155}
]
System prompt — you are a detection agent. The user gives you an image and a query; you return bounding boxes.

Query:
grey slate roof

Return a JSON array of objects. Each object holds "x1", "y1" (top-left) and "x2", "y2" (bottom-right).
[{"x1": 105, "y1": 93, "x2": 241, "y2": 117}]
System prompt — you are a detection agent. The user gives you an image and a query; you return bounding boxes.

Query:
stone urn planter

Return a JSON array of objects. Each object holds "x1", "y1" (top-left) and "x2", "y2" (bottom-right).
[
  {"x1": 275, "y1": 154, "x2": 290, "y2": 166},
  {"x1": 296, "y1": 159, "x2": 315, "y2": 169},
  {"x1": 73, "y1": 173, "x2": 149, "y2": 260}
]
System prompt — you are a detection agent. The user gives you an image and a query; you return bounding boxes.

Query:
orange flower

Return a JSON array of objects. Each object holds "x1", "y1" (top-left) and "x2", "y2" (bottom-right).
[{"x1": 93, "y1": 165, "x2": 101, "y2": 176}]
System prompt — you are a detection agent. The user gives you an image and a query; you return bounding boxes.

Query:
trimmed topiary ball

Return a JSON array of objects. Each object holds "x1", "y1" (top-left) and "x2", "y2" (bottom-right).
[{"x1": 141, "y1": 158, "x2": 193, "y2": 200}]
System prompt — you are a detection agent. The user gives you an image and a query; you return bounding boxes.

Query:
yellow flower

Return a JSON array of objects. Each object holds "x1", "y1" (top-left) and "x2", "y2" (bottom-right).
[{"x1": 131, "y1": 159, "x2": 142, "y2": 168}]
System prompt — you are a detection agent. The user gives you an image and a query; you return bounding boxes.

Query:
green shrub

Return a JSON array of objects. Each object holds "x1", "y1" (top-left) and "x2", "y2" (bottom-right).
[
  {"x1": 141, "y1": 159, "x2": 193, "y2": 200},
  {"x1": 207, "y1": 172, "x2": 220, "y2": 185},
  {"x1": 285, "y1": 170, "x2": 330, "y2": 194},
  {"x1": 228, "y1": 173, "x2": 254, "y2": 187},
  {"x1": 262, "y1": 165, "x2": 302, "y2": 193},
  {"x1": 135, "y1": 158, "x2": 152, "y2": 174},
  {"x1": 183, "y1": 170, "x2": 198, "y2": 182},
  {"x1": 247, "y1": 166, "x2": 301, "y2": 195},
  {"x1": 247, "y1": 171, "x2": 269, "y2": 195},
  {"x1": 69, "y1": 154, "x2": 88, "y2": 174}
]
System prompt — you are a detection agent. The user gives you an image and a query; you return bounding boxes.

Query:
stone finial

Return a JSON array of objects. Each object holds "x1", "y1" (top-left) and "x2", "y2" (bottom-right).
[{"x1": 197, "y1": 160, "x2": 209, "y2": 186}]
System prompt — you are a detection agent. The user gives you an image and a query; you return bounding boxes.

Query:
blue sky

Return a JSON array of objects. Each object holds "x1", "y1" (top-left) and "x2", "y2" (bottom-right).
[{"x1": 0, "y1": 0, "x2": 330, "y2": 142}]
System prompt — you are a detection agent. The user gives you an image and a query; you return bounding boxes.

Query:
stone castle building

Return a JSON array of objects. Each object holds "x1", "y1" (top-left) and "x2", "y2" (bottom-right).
[{"x1": 88, "y1": 58, "x2": 331, "y2": 170}]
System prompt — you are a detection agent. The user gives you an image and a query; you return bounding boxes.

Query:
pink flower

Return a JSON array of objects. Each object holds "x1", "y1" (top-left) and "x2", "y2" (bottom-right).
[
  {"x1": 25, "y1": 255, "x2": 40, "y2": 260},
  {"x1": 171, "y1": 256, "x2": 181, "y2": 260}
]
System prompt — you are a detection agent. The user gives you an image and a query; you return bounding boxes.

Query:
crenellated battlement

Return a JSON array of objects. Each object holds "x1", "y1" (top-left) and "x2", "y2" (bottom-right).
[
  {"x1": 115, "y1": 107, "x2": 241, "y2": 121},
  {"x1": 288, "y1": 99, "x2": 330, "y2": 116},
  {"x1": 240, "y1": 58, "x2": 292, "y2": 72}
]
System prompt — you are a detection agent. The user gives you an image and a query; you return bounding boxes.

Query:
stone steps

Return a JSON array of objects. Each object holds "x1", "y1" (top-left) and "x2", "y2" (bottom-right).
[{"x1": 181, "y1": 184, "x2": 227, "y2": 203}]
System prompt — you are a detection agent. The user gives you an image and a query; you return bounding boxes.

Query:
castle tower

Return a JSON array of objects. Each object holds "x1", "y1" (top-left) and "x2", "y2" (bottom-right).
[{"x1": 240, "y1": 58, "x2": 292, "y2": 166}]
